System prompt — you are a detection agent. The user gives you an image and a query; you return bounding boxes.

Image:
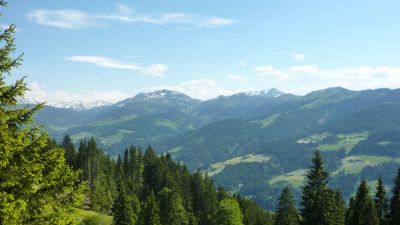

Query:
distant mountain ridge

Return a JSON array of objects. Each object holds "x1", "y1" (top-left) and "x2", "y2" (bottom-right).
[
  {"x1": 24, "y1": 88, "x2": 285, "y2": 110},
  {"x1": 31, "y1": 87, "x2": 400, "y2": 210}
]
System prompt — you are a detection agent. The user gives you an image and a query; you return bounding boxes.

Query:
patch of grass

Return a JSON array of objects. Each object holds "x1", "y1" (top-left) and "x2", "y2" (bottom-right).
[
  {"x1": 316, "y1": 132, "x2": 368, "y2": 152},
  {"x1": 257, "y1": 114, "x2": 280, "y2": 128},
  {"x1": 297, "y1": 132, "x2": 330, "y2": 144},
  {"x1": 332, "y1": 155, "x2": 392, "y2": 175},
  {"x1": 155, "y1": 119, "x2": 180, "y2": 131},
  {"x1": 268, "y1": 169, "x2": 307, "y2": 188},
  {"x1": 100, "y1": 129, "x2": 134, "y2": 146},
  {"x1": 71, "y1": 132, "x2": 95, "y2": 141},
  {"x1": 73, "y1": 208, "x2": 113, "y2": 225},
  {"x1": 167, "y1": 146, "x2": 182, "y2": 154},
  {"x1": 47, "y1": 125, "x2": 69, "y2": 132},
  {"x1": 207, "y1": 154, "x2": 271, "y2": 177},
  {"x1": 92, "y1": 115, "x2": 138, "y2": 127},
  {"x1": 378, "y1": 141, "x2": 392, "y2": 146}
]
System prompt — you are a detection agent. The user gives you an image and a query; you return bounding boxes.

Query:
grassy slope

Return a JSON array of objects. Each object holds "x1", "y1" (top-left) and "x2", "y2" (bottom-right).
[{"x1": 73, "y1": 208, "x2": 113, "y2": 225}]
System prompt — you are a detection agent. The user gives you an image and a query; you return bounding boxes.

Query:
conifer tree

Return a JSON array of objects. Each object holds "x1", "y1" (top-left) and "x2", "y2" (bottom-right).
[
  {"x1": 375, "y1": 177, "x2": 389, "y2": 225},
  {"x1": 112, "y1": 181, "x2": 136, "y2": 225},
  {"x1": 300, "y1": 151, "x2": 329, "y2": 225},
  {"x1": 62, "y1": 134, "x2": 78, "y2": 169},
  {"x1": 138, "y1": 191, "x2": 161, "y2": 225},
  {"x1": 324, "y1": 189, "x2": 345, "y2": 225},
  {"x1": 212, "y1": 198, "x2": 244, "y2": 225},
  {"x1": 158, "y1": 187, "x2": 190, "y2": 225},
  {"x1": 389, "y1": 167, "x2": 400, "y2": 225},
  {"x1": 275, "y1": 187, "x2": 300, "y2": 225},
  {"x1": 346, "y1": 179, "x2": 379, "y2": 225},
  {"x1": 0, "y1": 2, "x2": 84, "y2": 223}
]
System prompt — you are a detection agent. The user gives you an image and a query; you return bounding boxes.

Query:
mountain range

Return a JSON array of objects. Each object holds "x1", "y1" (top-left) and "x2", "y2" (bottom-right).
[{"x1": 30, "y1": 87, "x2": 400, "y2": 209}]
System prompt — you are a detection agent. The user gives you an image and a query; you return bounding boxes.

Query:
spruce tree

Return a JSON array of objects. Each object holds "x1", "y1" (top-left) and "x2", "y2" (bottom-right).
[
  {"x1": 212, "y1": 198, "x2": 244, "y2": 225},
  {"x1": 347, "y1": 179, "x2": 379, "y2": 225},
  {"x1": 324, "y1": 189, "x2": 345, "y2": 225},
  {"x1": 112, "y1": 181, "x2": 136, "y2": 225},
  {"x1": 158, "y1": 187, "x2": 190, "y2": 225},
  {"x1": 62, "y1": 135, "x2": 78, "y2": 169},
  {"x1": 389, "y1": 167, "x2": 400, "y2": 225},
  {"x1": 138, "y1": 191, "x2": 161, "y2": 225},
  {"x1": 375, "y1": 177, "x2": 389, "y2": 225},
  {"x1": 0, "y1": 2, "x2": 83, "y2": 224},
  {"x1": 300, "y1": 151, "x2": 329, "y2": 225},
  {"x1": 275, "y1": 187, "x2": 300, "y2": 225}
]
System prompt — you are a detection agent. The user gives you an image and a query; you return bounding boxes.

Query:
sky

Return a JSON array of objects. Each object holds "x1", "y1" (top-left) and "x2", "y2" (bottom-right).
[{"x1": 3, "y1": 0, "x2": 400, "y2": 102}]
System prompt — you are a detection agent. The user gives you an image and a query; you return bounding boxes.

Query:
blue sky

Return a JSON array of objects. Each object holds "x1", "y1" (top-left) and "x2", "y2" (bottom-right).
[{"x1": 3, "y1": 0, "x2": 400, "y2": 102}]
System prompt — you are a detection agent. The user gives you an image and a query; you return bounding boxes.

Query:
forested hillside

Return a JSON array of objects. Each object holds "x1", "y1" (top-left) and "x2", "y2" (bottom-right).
[
  {"x1": 62, "y1": 136, "x2": 273, "y2": 225},
  {"x1": 61, "y1": 136, "x2": 400, "y2": 225},
  {"x1": 33, "y1": 87, "x2": 400, "y2": 209}
]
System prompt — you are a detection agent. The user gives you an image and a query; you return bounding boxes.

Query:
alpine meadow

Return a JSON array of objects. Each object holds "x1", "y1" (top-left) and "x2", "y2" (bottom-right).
[{"x1": 2, "y1": 1, "x2": 400, "y2": 225}]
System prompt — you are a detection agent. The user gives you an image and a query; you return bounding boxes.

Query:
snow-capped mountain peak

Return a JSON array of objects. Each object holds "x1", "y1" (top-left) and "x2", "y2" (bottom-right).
[
  {"x1": 239, "y1": 88, "x2": 284, "y2": 98},
  {"x1": 19, "y1": 98, "x2": 112, "y2": 111}
]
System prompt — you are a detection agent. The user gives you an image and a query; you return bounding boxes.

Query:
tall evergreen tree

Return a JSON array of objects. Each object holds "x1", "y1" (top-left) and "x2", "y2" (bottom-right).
[
  {"x1": 346, "y1": 179, "x2": 379, "y2": 225},
  {"x1": 389, "y1": 167, "x2": 400, "y2": 225},
  {"x1": 212, "y1": 198, "x2": 244, "y2": 225},
  {"x1": 300, "y1": 151, "x2": 329, "y2": 225},
  {"x1": 138, "y1": 191, "x2": 161, "y2": 225},
  {"x1": 112, "y1": 181, "x2": 137, "y2": 225},
  {"x1": 275, "y1": 187, "x2": 300, "y2": 225},
  {"x1": 62, "y1": 134, "x2": 78, "y2": 169},
  {"x1": 0, "y1": 2, "x2": 84, "y2": 223},
  {"x1": 375, "y1": 177, "x2": 389, "y2": 225},
  {"x1": 324, "y1": 189, "x2": 345, "y2": 225},
  {"x1": 158, "y1": 187, "x2": 190, "y2": 225}
]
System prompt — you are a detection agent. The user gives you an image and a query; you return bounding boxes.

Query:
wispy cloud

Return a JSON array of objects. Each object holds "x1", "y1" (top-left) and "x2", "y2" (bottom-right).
[
  {"x1": 254, "y1": 65, "x2": 292, "y2": 80},
  {"x1": 254, "y1": 64, "x2": 400, "y2": 94},
  {"x1": 27, "y1": 4, "x2": 236, "y2": 29},
  {"x1": 291, "y1": 53, "x2": 307, "y2": 61},
  {"x1": 66, "y1": 56, "x2": 169, "y2": 77},
  {"x1": 228, "y1": 75, "x2": 247, "y2": 82},
  {"x1": 25, "y1": 82, "x2": 130, "y2": 103}
]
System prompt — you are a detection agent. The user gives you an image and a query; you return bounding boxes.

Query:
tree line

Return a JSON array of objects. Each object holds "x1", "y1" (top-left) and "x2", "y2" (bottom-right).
[
  {"x1": 63, "y1": 134, "x2": 400, "y2": 225},
  {"x1": 63, "y1": 135, "x2": 272, "y2": 225}
]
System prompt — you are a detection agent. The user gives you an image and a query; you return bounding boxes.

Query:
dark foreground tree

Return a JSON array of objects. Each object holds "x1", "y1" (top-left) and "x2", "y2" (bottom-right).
[
  {"x1": 346, "y1": 179, "x2": 379, "y2": 225},
  {"x1": 375, "y1": 177, "x2": 389, "y2": 225},
  {"x1": 138, "y1": 191, "x2": 161, "y2": 225},
  {"x1": 112, "y1": 181, "x2": 137, "y2": 225},
  {"x1": 0, "y1": 1, "x2": 84, "y2": 224},
  {"x1": 389, "y1": 167, "x2": 400, "y2": 225},
  {"x1": 275, "y1": 187, "x2": 300, "y2": 225},
  {"x1": 300, "y1": 151, "x2": 329, "y2": 225}
]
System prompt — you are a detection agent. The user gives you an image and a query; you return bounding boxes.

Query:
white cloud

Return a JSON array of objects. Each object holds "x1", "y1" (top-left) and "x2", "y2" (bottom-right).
[
  {"x1": 66, "y1": 56, "x2": 168, "y2": 77},
  {"x1": 25, "y1": 82, "x2": 130, "y2": 103},
  {"x1": 27, "y1": 9, "x2": 95, "y2": 29},
  {"x1": 27, "y1": 5, "x2": 236, "y2": 29},
  {"x1": 228, "y1": 75, "x2": 247, "y2": 82},
  {"x1": 291, "y1": 53, "x2": 307, "y2": 61},
  {"x1": 254, "y1": 64, "x2": 400, "y2": 94},
  {"x1": 254, "y1": 65, "x2": 292, "y2": 80},
  {"x1": 147, "y1": 79, "x2": 236, "y2": 100}
]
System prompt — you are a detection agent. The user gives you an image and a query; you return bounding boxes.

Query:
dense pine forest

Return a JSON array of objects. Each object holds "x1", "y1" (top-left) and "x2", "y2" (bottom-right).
[
  {"x1": 61, "y1": 135, "x2": 400, "y2": 225},
  {"x1": 62, "y1": 136, "x2": 272, "y2": 225}
]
